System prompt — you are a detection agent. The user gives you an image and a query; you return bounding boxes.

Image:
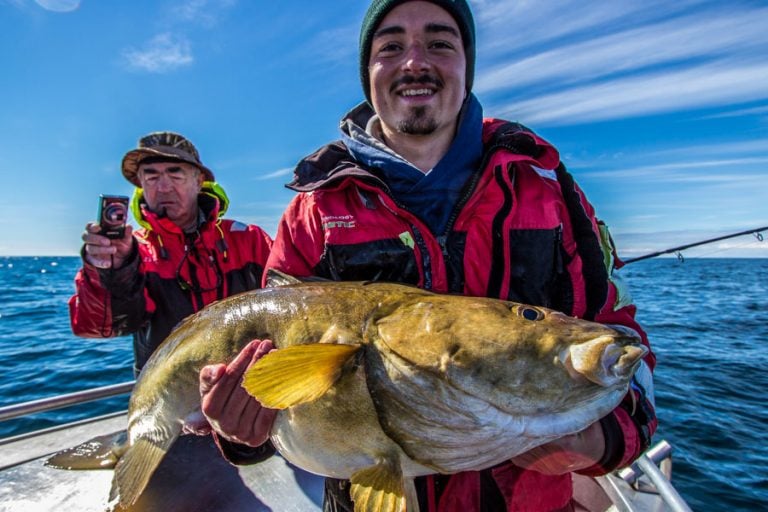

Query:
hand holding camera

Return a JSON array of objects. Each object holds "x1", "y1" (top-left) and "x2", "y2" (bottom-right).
[{"x1": 82, "y1": 195, "x2": 134, "y2": 269}]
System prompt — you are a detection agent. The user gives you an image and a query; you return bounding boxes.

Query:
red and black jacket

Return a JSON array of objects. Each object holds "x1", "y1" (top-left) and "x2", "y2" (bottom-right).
[
  {"x1": 69, "y1": 190, "x2": 273, "y2": 372},
  {"x1": 266, "y1": 119, "x2": 657, "y2": 511}
]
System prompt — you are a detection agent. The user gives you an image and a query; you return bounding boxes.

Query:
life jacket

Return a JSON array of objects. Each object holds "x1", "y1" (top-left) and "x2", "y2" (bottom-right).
[{"x1": 267, "y1": 119, "x2": 656, "y2": 511}]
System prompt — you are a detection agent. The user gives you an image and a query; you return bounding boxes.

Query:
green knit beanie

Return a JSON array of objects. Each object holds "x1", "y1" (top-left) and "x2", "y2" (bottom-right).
[{"x1": 359, "y1": 0, "x2": 476, "y2": 105}]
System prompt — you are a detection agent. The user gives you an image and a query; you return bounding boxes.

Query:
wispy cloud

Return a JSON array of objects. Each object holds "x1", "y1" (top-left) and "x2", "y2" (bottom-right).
[
  {"x1": 473, "y1": 2, "x2": 768, "y2": 126},
  {"x1": 7, "y1": 0, "x2": 81, "y2": 11},
  {"x1": 637, "y1": 139, "x2": 768, "y2": 160},
  {"x1": 118, "y1": 1, "x2": 237, "y2": 73},
  {"x1": 255, "y1": 167, "x2": 294, "y2": 180},
  {"x1": 492, "y1": 60, "x2": 768, "y2": 126},
  {"x1": 472, "y1": 0, "x2": 703, "y2": 53},
  {"x1": 34, "y1": 0, "x2": 80, "y2": 12},
  {"x1": 174, "y1": 0, "x2": 237, "y2": 28},
  {"x1": 301, "y1": 25, "x2": 359, "y2": 66},
  {"x1": 581, "y1": 157, "x2": 768, "y2": 177},
  {"x1": 476, "y1": 8, "x2": 768, "y2": 94},
  {"x1": 123, "y1": 33, "x2": 194, "y2": 73},
  {"x1": 701, "y1": 105, "x2": 768, "y2": 120}
]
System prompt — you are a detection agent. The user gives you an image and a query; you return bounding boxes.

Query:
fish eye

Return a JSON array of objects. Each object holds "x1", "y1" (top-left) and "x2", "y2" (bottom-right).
[{"x1": 517, "y1": 306, "x2": 544, "y2": 321}]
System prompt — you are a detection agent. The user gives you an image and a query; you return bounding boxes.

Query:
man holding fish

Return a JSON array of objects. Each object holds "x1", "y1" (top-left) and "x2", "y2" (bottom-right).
[{"x1": 198, "y1": 0, "x2": 657, "y2": 510}]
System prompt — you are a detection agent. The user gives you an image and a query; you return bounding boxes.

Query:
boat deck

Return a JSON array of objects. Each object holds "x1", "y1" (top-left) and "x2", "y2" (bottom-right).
[
  {"x1": 0, "y1": 412, "x2": 324, "y2": 511},
  {"x1": 0, "y1": 409, "x2": 687, "y2": 512}
]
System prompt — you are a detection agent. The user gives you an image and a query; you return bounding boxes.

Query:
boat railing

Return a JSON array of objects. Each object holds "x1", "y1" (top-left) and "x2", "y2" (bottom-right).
[
  {"x1": 0, "y1": 381, "x2": 135, "y2": 425},
  {"x1": 598, "y1": 439, "x2": 692, "y2": 512},
  {"x1": 0, "y1": 382, "x2": 691, "y2": 512}
]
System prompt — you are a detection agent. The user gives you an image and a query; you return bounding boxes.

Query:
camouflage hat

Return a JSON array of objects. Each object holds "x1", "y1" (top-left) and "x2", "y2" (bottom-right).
[{"x1": 121, "y1": 131, "x2": 215, "y2": 187}]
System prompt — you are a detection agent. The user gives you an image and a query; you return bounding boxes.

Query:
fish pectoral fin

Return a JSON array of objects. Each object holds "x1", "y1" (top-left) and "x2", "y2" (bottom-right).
[
  {"x1": 45, "y1": 430, "x2": 128, "y2": 470},
  {"x1": 349, "y1": 460, "x2": 407, "y2": 512},
  {"x1": 109, "y1": 436, "x2": 172, "y2": 509},
  {"x1": 242, "y1": 343, "x2": 361, "y2": 409}
]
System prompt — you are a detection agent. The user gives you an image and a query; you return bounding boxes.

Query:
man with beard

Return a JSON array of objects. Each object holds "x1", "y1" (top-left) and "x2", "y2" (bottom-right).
[
  {"x1": 69, "y1": 131, "x2": 273, "y2": 375},
  {"x1": 196, "y1": 1, "x2": 657, "y2": 510}
]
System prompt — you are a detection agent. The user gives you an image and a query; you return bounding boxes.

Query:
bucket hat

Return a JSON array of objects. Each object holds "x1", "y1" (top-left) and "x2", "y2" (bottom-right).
[{"x1": 121, "y1": 131, "x2": 215, "y2": 187}]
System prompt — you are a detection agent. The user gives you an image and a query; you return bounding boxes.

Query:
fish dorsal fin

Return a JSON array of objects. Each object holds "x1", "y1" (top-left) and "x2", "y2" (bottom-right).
[
  {"x1": 242, "y1": 343, "x2": 360, "y2": 409},
  {"x1": 349, "y1": 458, "x2": 408, "y2": 512},
  {"x1": 265, "y1": 268, "x2": 303, "y2": 287},
  {"x1": 109, "y1": 436, "x2": 174, "y2": 508},
  {"x1": 265, "y1": 268, "x2": 333, "y2": 287}
]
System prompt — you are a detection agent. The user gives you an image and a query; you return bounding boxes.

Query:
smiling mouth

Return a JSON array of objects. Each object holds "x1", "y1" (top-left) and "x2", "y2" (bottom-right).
[
  {"x1": 391, "y1": 75, "x2": 443, "y2": 98},
  {"x1": 399, "y1": 88, "x2": 435, "y2": 97}
]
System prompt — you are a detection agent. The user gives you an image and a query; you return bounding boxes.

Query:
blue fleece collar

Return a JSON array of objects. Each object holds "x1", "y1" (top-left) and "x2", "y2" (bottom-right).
[{"x1": 341, "y1": 94, "x2": 483, "y2": 235}]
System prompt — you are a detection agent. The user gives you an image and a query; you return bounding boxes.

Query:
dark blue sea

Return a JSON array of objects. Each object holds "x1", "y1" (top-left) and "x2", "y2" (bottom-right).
[{"x1": 1, "y1": 256, "x2": 766, "y2": 510}]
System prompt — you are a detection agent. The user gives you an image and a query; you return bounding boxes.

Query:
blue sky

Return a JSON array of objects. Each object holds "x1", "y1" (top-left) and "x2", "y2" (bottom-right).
[{"x1": 1, "y1": 0, "x2": 766, "y2": 259}]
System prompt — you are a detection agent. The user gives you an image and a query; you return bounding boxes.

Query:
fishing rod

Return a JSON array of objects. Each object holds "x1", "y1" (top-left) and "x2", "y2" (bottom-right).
[{"x1": 622, "y1": 225, "x2": 768, "y2": 264}]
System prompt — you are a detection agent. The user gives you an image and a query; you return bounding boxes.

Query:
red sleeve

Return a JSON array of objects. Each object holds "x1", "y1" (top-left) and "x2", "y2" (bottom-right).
[
  {"x1": 69, "y1": 259, "x2": 115, "y2": 338},
  {"x1": 68, "y1": 246, "x2": 153, "y2": 339},
  {"x1": 263, "y1": 194, "x2": 326, "y2": 283}
]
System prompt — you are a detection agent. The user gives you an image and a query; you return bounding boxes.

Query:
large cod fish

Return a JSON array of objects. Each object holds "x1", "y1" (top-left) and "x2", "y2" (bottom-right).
[{"x1": 53, "y1": 274, "x2": 647, "y2": 512}]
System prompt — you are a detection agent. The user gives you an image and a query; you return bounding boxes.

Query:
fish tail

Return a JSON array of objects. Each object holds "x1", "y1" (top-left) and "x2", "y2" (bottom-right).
[
  {"x1": 109, "y1": 435, "x2": 175, "y2": 508},
  {"x1": 242, "y1": 343, "x2": 360, "y2": 409}
]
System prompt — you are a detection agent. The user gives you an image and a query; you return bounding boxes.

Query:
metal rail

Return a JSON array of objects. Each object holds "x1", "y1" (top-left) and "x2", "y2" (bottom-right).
[
  {"x1": 635, "y1": 453, "x2": 693, "y2": 512},
  {"x1": 0, "y1": 381, "x2": 135, "y2": 423}
]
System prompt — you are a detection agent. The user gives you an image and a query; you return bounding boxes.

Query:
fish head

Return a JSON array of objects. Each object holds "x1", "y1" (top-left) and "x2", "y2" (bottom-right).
[
  {"x1": 372, "y1": 294, "x2": 647, "y2": 415},
  {"x1": 367, "y1": 294, "x2": 649, "y2": 472}
]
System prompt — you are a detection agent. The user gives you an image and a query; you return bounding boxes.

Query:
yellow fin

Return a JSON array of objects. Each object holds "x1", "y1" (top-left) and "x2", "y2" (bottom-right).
[
  {"x1": 349, "y1": 459, "x2": 407, "y2": 512},
  {"x1": 242, "y1": 343, "x2": 360, "y2": 409},
  {"x1": 109, "y1": 437, "x2": 170, "y2": 508}
]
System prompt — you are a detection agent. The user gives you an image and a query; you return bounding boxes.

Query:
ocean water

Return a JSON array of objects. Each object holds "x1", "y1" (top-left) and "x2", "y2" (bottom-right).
[{"x1": 0, "y1": 256, "x2": 766, "y2": 510}]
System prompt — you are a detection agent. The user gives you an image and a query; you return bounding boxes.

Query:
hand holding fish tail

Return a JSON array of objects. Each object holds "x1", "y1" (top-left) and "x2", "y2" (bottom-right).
[
  {"x1": 510, "y1": 421, "x2": 606, "y2": 475},
  {"x1": 199, "y1": 339, "x2": 277, "y2": 447}
]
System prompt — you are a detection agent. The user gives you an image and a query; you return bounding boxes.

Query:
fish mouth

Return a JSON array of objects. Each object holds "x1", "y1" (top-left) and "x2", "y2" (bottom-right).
[{"x1": 561, "y1": 334, "x2": 648, "y2": 387}]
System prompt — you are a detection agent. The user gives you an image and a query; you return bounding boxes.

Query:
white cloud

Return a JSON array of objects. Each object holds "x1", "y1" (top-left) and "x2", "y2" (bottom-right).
[
  {"x1": 34, "y1": 0, "x2": 79, "y2": 12},
  {"x1": 174, "y1": 0, "x2": 237, "y2": 28},
  {"x1": 472, "y1": 0, "x2": 704, "y2": 54},
  {"x1": 475, "y1": 8, "x2": 768, "y2": 95},
  {"x1": 473, "y1": 2, "x2": 768, "y2": 126},
  {"x1": 639, "y1": 139, "x2": 768, "y2": 159},
  {"x1": 255, "y1": 167, "x2": 294, "y2": 180},
  {"x1": 123, "y1": 33, "x2": 194, "y2": 73},
  {"x1": 491, "y1": 60, "x2": 768, "y2": 126},
  {"x1": 701, "y1": 105, "x2": 768, "y2": 120}
]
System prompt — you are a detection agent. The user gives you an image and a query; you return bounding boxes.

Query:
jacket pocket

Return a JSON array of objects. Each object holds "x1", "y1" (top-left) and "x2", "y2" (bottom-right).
[
  {"x1": 507, "y1": 227, "x2": 573, "y2": 312},
  {"x1": 314, "y1": 238, "x2": 420, "y2": 284}
]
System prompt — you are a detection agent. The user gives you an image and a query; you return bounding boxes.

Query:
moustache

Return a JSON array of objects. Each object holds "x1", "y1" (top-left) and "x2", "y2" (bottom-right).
[{"x1": 390, "y1": 74, "x2": 443, "y2": 93}]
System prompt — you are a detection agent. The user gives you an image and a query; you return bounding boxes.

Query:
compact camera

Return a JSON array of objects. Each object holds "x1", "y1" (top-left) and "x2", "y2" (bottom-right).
[{"x1": 98, "y1": 194, "x2": 130, "y2": 239}]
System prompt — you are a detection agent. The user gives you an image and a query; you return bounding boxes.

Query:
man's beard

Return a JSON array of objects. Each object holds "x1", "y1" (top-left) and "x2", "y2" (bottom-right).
[
  {"x1": 397, "y1": 106, "x2": 438, "y2": 135},
  {"x1": 391, "y1": 75, "x2": 441, "y2": 135}
]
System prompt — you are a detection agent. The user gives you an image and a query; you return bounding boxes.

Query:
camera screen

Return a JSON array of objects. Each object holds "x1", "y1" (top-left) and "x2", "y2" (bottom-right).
[{"x1": 102, "y1": 201, "x2": 127, "y2": 227}]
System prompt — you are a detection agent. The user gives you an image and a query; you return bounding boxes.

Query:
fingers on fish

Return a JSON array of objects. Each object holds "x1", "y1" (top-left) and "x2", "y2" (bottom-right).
[
  {"x1": 349, "y1": 456, "x2": 409, "y2": 512},
  {"x1": 242, "y1": 343, "x2": 361, "y2": 409}
]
